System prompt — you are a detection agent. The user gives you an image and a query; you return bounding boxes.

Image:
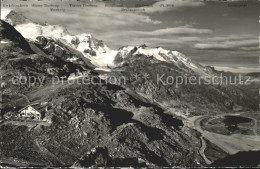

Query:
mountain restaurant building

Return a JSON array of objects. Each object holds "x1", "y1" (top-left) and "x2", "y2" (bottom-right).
[{"x1": 17, "y1": 105, "x2": 41, "y2": 120}]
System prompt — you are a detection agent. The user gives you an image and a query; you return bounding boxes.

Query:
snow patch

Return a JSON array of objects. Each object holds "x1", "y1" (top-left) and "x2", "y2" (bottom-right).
[
  {"x1": 54, "y1": 44, "x2": 65, "y2": 51},
  {"x1": 0, "y1": 40, "x2": 9, "y2": 44},
  {"x1": 66, "y1": 57, "x2": 78, "y2": 62},
  {"x1": 77, "y1": 42, "x2": 90, "y2": 52},
  {"x1": 14, "y1": 23, "x2": 68, "y2": 40},
  {"x1": 62, "y1": 33, "x2": 118, "y2": 68},
  {"x1": 118, "y1": 46, "x2": 135, "y2": 59},
  {"x1": 62, "y1": 35, "x2": 75, "y2": 44},
  {"x1": 1, "y1": 8, "x2": 11, "y2": 20},
  {"x1": 134, "y1": 47, "x2": 167, "y2": 62},
  {"x1": 95, "y1": 68, "x2": 112, "y2": 72},
  {"x1": 190, "y1": 63, "x2": 198, "y2": 69},
  {"x1": 83, "y1": 49, "x2": 118, "y2": 67}
]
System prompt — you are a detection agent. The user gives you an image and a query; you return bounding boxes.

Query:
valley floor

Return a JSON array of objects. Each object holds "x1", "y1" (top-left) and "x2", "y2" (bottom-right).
[{"x1": 188, "y1": 112, "x2": 260, "y2": 156}]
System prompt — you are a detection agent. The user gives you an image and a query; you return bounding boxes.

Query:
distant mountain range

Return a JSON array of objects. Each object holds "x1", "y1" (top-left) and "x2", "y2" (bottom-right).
[{"x1": 2, "y1": 10, "x2": 217, "y2": 76}]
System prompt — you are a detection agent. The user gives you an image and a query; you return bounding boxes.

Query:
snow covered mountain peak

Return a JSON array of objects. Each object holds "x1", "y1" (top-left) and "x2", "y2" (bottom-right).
[
  {"x1": 1, "y1": 9, "x2": 12, "y2": 20},
  {"x1": 2, "y1": 10, "x2": 69, "y2": 40},
  {"x1": 1, "y1": 10, "x2": 209, "y2": 74},
  {"x1": 114, "y1": 45, "x2": 188, "y2": 64},
  {"x1": 62, "y1": 33, "x2": 106, "y2": 50},
  {"x1": 113, "y1": 45, "x2": 208, "y2": 75},
  {"x1": 1, "y1": 10, "x2": 117, "y2": 68},
  {"x1": 61, "y1": 33, "x2": 117, "y2": 68},
  {"x1": 3, "y1": 10, "x2": 31, "y2": 26}
]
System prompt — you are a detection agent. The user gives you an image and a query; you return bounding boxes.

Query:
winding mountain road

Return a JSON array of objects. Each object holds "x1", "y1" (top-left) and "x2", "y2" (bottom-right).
[
  {"x1": 252, "y1": 119, "x2": 258, "y2": 136},
  {"x1": 35, "y1": 139, "x2": 65, "y2": 166},
  {"x1": 199, "y1": 136, "x2": 212, "y2": 165}
]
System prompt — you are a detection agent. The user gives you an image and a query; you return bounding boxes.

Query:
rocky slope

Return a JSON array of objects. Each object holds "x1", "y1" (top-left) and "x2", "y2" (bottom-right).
[
  {"x1": 0, "y1": 19, "x2": 93, "y2": 110},
  {"x1": 113, "y1": 45, "x2": 209, "y2": 75},
  {"x1": 1, "y1": 10, "x2": 219, "y2": 74},
  {"x1": 2, "y1": 10, "x2": 117, "y2": 68},
  {"x1": 0, "y1": 10, "x2": 258, "y2": 167},
  {"x1": 0, "y1": 19, "x2": 205, "y2": 167},
  {"x1": 109, "y1": 50, "x2": 257, "y2": 115},
  {"x1": 0, "y1": 20, "x2": 34, "y2": 53}
]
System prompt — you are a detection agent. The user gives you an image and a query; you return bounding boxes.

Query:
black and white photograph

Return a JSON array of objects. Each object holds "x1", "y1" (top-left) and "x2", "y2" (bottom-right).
[{"x1": 0, "y1": 0, "x2": 259, "y2": 167}]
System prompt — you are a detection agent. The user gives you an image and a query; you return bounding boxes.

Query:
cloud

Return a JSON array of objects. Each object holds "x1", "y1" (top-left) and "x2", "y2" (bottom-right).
[
  {"x1": 194, "y1": 38, "x2": 258, "y2": 51},
  {"x1": 178, "y1": 37, "x2": 202, "y2": 42},
  {"x1": 239, "y1": 47, "x2": 259, "y2": 51},
  {"x1": 132, "y1": 37, "x2": 183, "y2": 47},
  {"x1": 95, "y1": 25, "x2": 213, "y2": 49},
  {"x1": 213, "y1": 66, "x2": 258, "y2": 73},
  {"x1": 137, "y1": 26, "x2": 212, "y2": 36},
  {"x1": 119, "y1": 25, "x2": 213, "y2": 37},
  {"x1": 199, "y1": 35, "x2": 255, "y2": 42}
]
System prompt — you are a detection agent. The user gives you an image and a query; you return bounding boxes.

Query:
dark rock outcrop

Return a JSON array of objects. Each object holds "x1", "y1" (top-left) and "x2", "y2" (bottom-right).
[{"x1": 0, "y1": 20, "x2": 34, "y2": 53}]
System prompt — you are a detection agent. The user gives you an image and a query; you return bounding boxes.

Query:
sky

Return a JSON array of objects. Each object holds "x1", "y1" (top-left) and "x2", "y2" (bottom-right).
[{"x1": 1, "y1": 0, "x2": 259, "y2": 73}]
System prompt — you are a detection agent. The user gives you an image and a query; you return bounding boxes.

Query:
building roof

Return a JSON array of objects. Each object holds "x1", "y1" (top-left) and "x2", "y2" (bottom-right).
[{"x1": 18, "y1": 105, "x2": 41, "y2": 114}]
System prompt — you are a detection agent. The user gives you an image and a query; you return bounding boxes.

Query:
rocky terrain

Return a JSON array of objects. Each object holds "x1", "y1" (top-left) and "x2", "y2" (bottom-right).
[
  {"x1": 109, "y1": 50, "x2": 257, "y2": 116},
  {"x1": 0, "y1": 17, "x2": 204, "y2": 167},
  {"x1": 0, "y1": 10, "x2": 259, "y2": 167}
]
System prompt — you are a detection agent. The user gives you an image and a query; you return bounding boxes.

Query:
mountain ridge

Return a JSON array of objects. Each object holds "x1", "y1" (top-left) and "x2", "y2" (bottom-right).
[
  {"x1": 0, "y1": 21, "x2": 206, "y2": 167},
  {"x1": 2, "y1": 10, "x2": 212, "y2": 75},
  {"x1": 0, "y1": 9, "x2": 258, "y2": 168},
  {"x1": 0, "y1": 20, "x2": 34, "y2": 53}
]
